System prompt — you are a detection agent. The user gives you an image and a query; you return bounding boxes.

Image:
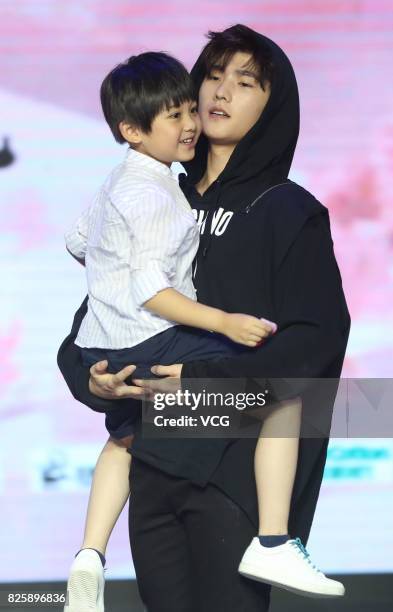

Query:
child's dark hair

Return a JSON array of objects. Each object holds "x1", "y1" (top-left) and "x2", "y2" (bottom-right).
[
  {"x1": 197, "y1": 24, "x2": 274, "y2": 90},
  {"x1": 100, "y1": 52, "x2": 197, "y2": 144}
]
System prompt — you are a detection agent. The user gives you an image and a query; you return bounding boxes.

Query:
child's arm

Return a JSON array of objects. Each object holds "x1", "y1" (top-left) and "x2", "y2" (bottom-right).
[
  {"x1": 144, "y1": 288, "x2": 275, "y2": 347},
  {"x1": 66, "y1": 246, "x2": 85, "y2": 267},
  {"x1": 128, "y1": 189, "x2": 277, "y2": 347},
  {"x1": 64, "y1": 203, "x2": 91, "y2": 265}
]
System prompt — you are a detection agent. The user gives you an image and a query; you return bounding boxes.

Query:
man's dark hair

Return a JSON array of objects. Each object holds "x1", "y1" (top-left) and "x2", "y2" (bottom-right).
[
  {"x1": 197, "y1": 24, "x2": 274, "y2": 90},
  {"x1": 100, "y1": 52, "x2": 196, "y2": 144}
]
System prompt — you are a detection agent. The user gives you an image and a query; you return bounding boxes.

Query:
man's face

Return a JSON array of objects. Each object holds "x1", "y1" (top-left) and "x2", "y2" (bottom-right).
[{"x1": 198, "y1": 51, "x2": 271, "y2": 146}]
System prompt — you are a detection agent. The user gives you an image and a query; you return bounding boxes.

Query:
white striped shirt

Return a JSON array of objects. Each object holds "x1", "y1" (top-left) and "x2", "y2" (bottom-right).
[{"x1": 65, "y1": 147, "x2": 200, "y2": 349}]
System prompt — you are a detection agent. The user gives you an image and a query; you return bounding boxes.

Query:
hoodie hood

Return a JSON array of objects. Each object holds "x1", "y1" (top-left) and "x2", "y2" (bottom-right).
[{"x1": 182, "y1": 30, "x2": 300, "y2": 194}]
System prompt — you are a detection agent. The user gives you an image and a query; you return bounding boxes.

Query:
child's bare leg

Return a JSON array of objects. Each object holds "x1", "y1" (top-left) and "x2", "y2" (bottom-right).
[
  {"x1": 239, "y1": 398, "x2": 345, "y2": 598},
  {"x1": 66, "y1": 435, "x2": 132, "y2": 611},
  {"x1": 81, "y1": 435, "x2": 133, "y2": 555},
  {"x1": 254, "y1": 398, "x2": 302, "y2": 536}
]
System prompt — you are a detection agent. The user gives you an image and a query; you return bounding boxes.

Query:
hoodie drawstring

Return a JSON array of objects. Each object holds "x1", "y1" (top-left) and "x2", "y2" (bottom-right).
[{"x1": 192, "y1": 179, "x2": 222, "y2": 284}]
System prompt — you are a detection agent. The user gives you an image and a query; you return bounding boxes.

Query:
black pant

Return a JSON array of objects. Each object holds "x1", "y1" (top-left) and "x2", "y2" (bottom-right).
[{"x1": 128, "y1": 458, "x2": 271, "y2": 612}]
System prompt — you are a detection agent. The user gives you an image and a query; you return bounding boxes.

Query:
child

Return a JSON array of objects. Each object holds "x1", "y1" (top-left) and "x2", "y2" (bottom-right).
[{"x1": 63, "y1": 51, "x2": 344, "y2": 611}]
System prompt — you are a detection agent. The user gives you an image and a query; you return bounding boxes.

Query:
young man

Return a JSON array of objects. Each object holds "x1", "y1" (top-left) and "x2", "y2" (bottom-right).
[{"x1": 58, "y1": 25, "x2": 350, "y2": 612}]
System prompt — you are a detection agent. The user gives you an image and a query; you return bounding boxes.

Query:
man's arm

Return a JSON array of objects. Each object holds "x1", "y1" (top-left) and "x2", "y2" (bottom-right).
[
  {"x1": 57, "y1": 297, "x2": 144, "y2": 412},
  {"x1": 57, "y1": 297, "x2": 109, "y2": 412},
  {"x1": 181, "y1": 212, "x2": 351, "y2": 398}
]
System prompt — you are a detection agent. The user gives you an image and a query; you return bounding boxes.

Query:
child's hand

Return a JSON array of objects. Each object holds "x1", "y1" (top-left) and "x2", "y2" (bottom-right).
[{"x1": 223, "y1": 313, "x2": 277, "y2": 347}]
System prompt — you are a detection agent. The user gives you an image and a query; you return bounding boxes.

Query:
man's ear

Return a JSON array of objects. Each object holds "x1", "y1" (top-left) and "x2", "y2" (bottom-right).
[{"x1": 119, "y1": 121, "x2": 142, "y2": 145}]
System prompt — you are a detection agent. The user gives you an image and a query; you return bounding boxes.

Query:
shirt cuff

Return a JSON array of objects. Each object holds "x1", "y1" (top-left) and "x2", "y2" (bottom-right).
[
  {"x1": 131, "y1": 262, "x2": 173, "y2": 307},
  {"x1": 65, "y1": 231, "x2": 87, "y2": 259}
]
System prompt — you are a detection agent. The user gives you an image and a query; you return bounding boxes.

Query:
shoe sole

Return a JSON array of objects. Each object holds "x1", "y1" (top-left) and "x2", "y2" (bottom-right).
[
  {"x1": 65, "y1": 566, "x2": 104, "y2": 611},
  {"x1": 238, "y1": 564, "x2": 345, "y2": 599}
]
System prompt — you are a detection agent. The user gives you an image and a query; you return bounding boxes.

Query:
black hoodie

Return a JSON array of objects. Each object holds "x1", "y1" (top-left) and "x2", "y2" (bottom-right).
[{"x1": 57, "y1": 31, "x2": 350, "y2": 542}]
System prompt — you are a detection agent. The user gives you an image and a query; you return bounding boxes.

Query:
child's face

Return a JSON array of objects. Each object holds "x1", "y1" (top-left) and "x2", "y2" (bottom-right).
[
  {"x1": 133, "y1": 100, "x2": 201, "y2": 166},
  {"x1": 198, "y1": 51, "x2": 271, "y2": 147}
]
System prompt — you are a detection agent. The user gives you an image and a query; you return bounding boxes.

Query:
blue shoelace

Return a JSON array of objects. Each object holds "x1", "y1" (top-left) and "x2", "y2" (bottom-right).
[{"x1": 290, "y1": 537, "x2": 320, "y2": 572}]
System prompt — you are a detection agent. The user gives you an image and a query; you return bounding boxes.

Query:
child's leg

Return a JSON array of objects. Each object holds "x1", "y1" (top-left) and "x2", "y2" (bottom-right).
[
  {"x1": 254, "y1": 398, "x2": 302, "y2": 537},
  {"x1": 66, "y1": 435, "x2": 132, "y2": 611},
  {"x1": 239, "y1": 398, "x2": 345, "y2": 598},
  {"x1": 80, "y1": 434, "x2": 133, "y2": 556}
]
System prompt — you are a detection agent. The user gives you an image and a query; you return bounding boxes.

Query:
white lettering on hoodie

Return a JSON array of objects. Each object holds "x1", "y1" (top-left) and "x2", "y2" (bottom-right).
[{"x1": 192, "y1": 207, "x2": 234, "y2": 236}]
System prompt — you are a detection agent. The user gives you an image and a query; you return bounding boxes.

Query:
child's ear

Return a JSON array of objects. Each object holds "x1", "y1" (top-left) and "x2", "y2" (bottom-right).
[{"x1": 119, "y1": 121, "x2": 142, "y2": 145}]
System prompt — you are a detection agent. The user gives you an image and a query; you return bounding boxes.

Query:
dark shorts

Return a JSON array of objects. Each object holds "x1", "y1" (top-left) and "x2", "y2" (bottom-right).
[{"x1": 81, "y1": 325, "x2": 242, "y2": 439}]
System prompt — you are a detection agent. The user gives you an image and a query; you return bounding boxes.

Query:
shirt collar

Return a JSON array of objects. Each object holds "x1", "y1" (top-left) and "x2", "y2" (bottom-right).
[{"x1": 125, "y1": 147, "x2": 178, "y2": 181}]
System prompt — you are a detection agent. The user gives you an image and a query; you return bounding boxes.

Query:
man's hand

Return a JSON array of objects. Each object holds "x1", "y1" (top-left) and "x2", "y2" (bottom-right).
[
  {"x1": 89, "y1": 360, "x2": 149, "y2": 400},
  {"x1": 133, "y1": 364, "x2": 183, "y2": 398}
]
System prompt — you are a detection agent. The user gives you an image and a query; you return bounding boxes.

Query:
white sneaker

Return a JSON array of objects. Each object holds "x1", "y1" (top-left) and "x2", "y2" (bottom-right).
[
  {"x1": 65, "y1": 549, "x2": 105, "y2": 611},
  {"x1": 238, "y1": 537, "x2": 345, "y2": 598}
]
